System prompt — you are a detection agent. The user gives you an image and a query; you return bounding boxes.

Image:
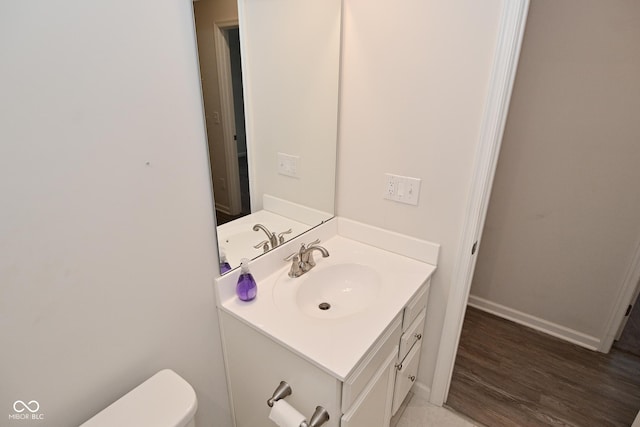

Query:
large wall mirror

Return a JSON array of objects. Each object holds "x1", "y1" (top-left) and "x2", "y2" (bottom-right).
[{"x1": 193, "y1": 0, "x2": 341, "y2": 274}]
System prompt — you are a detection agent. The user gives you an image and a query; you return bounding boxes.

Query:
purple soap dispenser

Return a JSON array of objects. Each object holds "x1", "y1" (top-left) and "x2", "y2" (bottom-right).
[
  {"x1": 219, "y1": 249, "x2": 232, "y2": 274},
  {"x1": 236, "y1": 258, "x2": 257, "y2": 301}
]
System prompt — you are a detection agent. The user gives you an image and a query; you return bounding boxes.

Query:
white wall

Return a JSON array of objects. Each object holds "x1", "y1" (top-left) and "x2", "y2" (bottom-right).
[
  {"x1": 470, "y1": 0, "x2": 640, "y2": 345},
  {"x1": 337, "y1": 0, "x2": 503, "y2": 391},
  {"x1": 0, "y1": 2, "x2": 231, "y2": 426},
  {"x1": 240, "y1": 0, "x2": 340, "y2": 214}
]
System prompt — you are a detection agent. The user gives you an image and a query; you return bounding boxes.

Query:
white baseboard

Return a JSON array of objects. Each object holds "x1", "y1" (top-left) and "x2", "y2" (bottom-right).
[
  {"x1": 411, "y1": 381, "x2": 431, "y2": 401},
  {"x1": 468, "y1": 295, "x2": 601, "y2": 351}
]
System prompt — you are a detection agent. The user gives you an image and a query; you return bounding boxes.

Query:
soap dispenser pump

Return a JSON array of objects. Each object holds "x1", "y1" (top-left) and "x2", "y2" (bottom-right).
[
  {"x1": 236, "y1": 258, "x2": 257, "y2": 301},
  {"x1": 219, "y1": 249, "x2": 232, "y2": 274}
]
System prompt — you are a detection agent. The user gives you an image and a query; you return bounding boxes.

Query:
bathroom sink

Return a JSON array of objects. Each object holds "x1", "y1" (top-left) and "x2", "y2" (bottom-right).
[
  {"x1": 273, "y1": 264, "x2": 381, "y2": 319},
  {"x1": 216, "y1": 226, "x2": 438, "y2": 380}
]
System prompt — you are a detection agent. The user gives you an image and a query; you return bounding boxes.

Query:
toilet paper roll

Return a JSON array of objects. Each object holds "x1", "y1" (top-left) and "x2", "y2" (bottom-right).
[{"x1": 268, "y1": 400, "x2": 306, "y2": 427}]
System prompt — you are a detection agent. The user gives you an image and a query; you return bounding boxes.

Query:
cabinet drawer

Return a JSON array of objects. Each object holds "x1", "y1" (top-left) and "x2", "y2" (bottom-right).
[
  {"x1": 342, "y1": 315, "x2": 401, "y2": 411},
  {"x1": 391, "y1": 339, "x2": 421, "y2": 415},
  {"x1": 402, "y1": 280, "x2": 430, "y2": 331},
  {"x1": 399, "y1": 309, "x2": 426, "y2": 361}
]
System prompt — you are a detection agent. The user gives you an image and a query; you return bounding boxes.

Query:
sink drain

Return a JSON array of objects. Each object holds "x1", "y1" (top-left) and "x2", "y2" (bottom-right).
[{"x1": 318, "y1": 302, "x2": 331, "y2": 311}]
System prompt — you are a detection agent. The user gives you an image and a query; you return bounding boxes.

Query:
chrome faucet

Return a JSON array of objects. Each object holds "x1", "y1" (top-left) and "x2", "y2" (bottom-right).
[
  {"x1": 253, "y1": 224, "x2": 292, "y2": 251},
  {"x1": 253, "y1": 224, "x2": 278, "y2": 248},
  {"x1": 285, "y1": 239, "x2": 330, "y2": 278}
]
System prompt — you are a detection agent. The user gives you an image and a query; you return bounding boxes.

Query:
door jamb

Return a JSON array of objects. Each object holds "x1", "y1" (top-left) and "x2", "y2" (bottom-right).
[
  {"x1": 214, "y1": 19, "x2": 242, "y2": 215},
  {"x1": 429, "y1": 0, "x2": 530, "y2": 406},
  {"x1": 603, "y1": 238, "x2": 640, "y2": 350}
]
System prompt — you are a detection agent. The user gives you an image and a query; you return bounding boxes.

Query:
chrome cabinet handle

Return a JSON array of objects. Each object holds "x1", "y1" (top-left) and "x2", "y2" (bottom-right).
[
  {"x1": 409, "y1": 375, "x2": 416, "y2": 382},
  {"x1": 414, "y1": 333, "x2": 422, "y2": 340}
]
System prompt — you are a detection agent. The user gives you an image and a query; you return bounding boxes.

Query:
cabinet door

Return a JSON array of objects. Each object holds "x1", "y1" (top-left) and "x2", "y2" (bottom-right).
[
  {"x1": 341, "y1": 347, "x2": 398, "y2": 427},
  {"x1": 391, "y1": 341, "x2": 421, "y2": 415},
  {"x1": 342, "y1": 316, "x2": 401, "y2": 410}
]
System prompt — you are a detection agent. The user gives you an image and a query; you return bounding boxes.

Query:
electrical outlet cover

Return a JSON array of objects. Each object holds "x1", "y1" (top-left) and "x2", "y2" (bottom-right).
[{"x1": 383, "y1": 173, "x2": 421, "y2": 206}]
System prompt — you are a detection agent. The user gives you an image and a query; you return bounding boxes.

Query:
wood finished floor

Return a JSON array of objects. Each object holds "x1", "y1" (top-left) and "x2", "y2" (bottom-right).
[{"x1": 447, "y1": 307, "x2": 640, "y2": 427}]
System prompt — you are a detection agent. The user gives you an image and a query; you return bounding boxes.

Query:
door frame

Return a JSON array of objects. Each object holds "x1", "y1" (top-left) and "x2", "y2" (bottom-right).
[
  {"x1": 604, "y1": 238, "x2": 640, "y2": 349},
  {"x1": 429, "y1": 0, "x2": 530, "y2": 406},
  {"x1": 214, "y1": 19, "x2": 242, "y2": 215}
]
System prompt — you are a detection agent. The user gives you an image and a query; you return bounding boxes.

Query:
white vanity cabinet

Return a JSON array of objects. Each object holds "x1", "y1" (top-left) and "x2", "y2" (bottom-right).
[
  {"x1": 219, "y1": 279, "x2": 431, "y2": 427},
  {"x1": 215, "y1": 220, "x2": 438, "y2": 427},
  {"x1": 341, "y1": 280, "x2": 430, "y2": 426}
]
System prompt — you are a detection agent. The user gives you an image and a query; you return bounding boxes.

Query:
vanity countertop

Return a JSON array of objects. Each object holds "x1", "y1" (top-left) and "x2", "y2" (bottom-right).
[{"x1": 215, "y1": 219, "x2": 437, "y2": 381}]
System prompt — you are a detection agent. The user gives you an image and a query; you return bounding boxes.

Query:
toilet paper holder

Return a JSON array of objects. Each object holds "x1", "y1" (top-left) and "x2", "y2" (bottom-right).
[
  {"x1": 267, "y1": 381, "x2": 330, "y2": 427},
  {"x1": 267, "y1": 381, "x2": 292, "y2": 408}
]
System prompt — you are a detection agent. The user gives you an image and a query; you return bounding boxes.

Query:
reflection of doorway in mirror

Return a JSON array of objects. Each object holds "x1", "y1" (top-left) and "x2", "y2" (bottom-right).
[
  {"x1": 226, "y1": 27, "x2": 250, "y2": 222},
  {"x1": 212, "y1": 21, "x2": 250, "y2": 225},
  {"x1": 193, "y1": 3, "x2": 250, "y2": 226}
]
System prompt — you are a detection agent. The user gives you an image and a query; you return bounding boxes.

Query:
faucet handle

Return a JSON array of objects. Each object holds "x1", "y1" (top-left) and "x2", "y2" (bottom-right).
[
  {"x1": 284, "y1": 251, "x2": 299, "y2": 262},
  {"x1": 305, "y1": 238, "x2": 321, "y2": 247},
  {"x1": 285, "y1": 252, "x2": 304, "y2": 278},
  {"x1": 298, "y1": 240, "x2": 318, "y2": 269},
  {"x1": 254, "y1": 240, "x2": 270, "y2": 253},
  {"x1": 278, "y1": 229, "x2": 293, "y2": 244}
]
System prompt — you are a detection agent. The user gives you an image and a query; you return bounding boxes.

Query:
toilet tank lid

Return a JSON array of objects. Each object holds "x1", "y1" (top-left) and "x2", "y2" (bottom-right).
[{"x1": 81, "y1": 369, "x2": 197, "y2": 427}]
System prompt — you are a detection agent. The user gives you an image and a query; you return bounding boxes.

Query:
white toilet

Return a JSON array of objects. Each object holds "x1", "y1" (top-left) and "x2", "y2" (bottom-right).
[{"x1": 81, "y1": 369, "x2": 197, "y2": 427}]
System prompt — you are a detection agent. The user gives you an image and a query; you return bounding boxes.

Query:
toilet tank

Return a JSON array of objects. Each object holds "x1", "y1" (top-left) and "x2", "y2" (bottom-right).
[{"x1": 81, "y1": 369, "x2": 197, "y2": 427}]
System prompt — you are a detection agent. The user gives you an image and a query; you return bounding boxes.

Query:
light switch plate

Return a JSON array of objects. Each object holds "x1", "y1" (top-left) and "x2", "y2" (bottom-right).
[
  {"x1": 383, "y1": 173, "x2": 421, "y2": 206},
  {"x1": 277, "y1": 152, "x2": 300, "y2": 178}
]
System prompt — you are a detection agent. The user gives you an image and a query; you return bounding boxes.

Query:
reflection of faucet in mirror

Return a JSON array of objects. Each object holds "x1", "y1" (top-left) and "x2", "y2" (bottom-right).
[
  {"x1": 278, "y1": 229, "x2": 293, "y2": 244},
  {"x1": 253, "y1": 240, "x2": 270, "y2": 254},
  {"x1": 253, "y1": 224, "x2": 292, "y2": 251},
  {"x1": 252, "y1": 223, "x2": 277, "y2": 248},
  {"x1": 285, "y1": 239, "x2": 330, "y2": 278}
]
